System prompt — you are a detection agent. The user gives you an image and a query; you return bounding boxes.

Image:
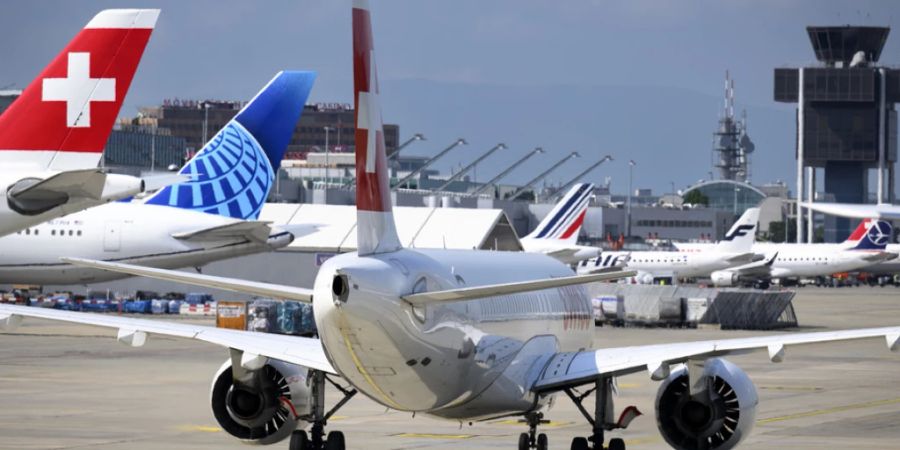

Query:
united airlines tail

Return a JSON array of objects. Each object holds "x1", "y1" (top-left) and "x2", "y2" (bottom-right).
[
  {"x1": 525, "y1": 183, "x2": 594, "y2": 245},
  {"x1": 848, "y1": 220, "x2": 892, "y2": 251},
  {"x1": 144, "y1": 71, "x2": 315, "y2": 220},
  {"x1": 714, "y1": 207, "x2": 759, "y2": 253}
]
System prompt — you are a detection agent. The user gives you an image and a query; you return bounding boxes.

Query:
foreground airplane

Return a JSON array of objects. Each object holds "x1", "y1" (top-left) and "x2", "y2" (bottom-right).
[
  {"x1": 578, "y1": 208, "x2": 761, "y2": 282},
  {"x1": 519, "y1": 183, "x2": 601, "y2": 264},
  {"x1": 0, "y1": 71, "x2": 316, "y2": 285},
  {"x1": 3, "y1": 3, "x2": 900, "y2": 450},
  {"x1": 0, "y1": 9, "x2": 168, "y2": 238}
]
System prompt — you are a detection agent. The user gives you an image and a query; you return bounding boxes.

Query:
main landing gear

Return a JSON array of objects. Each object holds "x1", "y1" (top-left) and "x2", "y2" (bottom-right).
[
  {"x1": 289, "y1": 371, "x2": 357, "y2": 450},
  {"x1": 517, "y1": 412, "x2": 549, "y2": 450},
  {"x1": 562, "y1": 377, "x2": 639, "y2": 450}
]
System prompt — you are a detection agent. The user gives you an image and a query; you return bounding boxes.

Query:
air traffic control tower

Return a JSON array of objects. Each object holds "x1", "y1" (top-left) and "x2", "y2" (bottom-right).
[{"x1": 775, "y1": 26, "x2": 899, "y2": 242}]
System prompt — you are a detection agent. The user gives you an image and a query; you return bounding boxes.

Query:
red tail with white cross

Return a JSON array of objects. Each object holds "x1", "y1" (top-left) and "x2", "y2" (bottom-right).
[
  {"x1": 0, "y1": 9, "x2": 158, "y2": 170},
  {"x1": 353, "y1": 0, "x2": 401, "y2": 256}
]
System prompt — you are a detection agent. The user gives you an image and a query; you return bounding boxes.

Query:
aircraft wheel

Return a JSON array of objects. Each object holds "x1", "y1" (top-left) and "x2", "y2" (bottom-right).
[
  {"x1": 536, "y1": 432, "x2": 548, "y2": 450},
  {"x1": 518, "y1": 432, "x2": 530, "y2": 450},
  {"x1": 289, "y1": 430, "x2": 309, "y2": 450},
  {"x1": 570, "y1": 436, "x2": 589, "y2": 450},
  {"x1": 608, "y1": 437, "x2": 626, "y2": 450},
  {"x1": 325, "y1": 431, "x2": 345, "y2": 450}
]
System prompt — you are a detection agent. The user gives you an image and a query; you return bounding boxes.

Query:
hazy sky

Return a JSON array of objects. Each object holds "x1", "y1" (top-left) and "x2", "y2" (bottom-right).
[{"x1": 1, "y1": 1, "x2": 898, "y2": 194}]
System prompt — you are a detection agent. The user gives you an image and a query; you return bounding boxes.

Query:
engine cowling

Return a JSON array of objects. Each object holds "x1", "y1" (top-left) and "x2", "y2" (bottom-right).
[
  {"x1": 710, "y1": 270, "x2": 738, "y2": 287},
  {"x1": 210, "y1": 359, "x2": 312, "y2": 445},
  {"x1": 655, "y1": 358, "x2": 758, "y2": 450}
]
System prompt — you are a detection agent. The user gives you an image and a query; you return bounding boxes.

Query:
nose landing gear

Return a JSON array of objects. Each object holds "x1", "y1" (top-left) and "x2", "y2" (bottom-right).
[{"x1": 289, "y1": 371, "x2": 357, "y2": 450}]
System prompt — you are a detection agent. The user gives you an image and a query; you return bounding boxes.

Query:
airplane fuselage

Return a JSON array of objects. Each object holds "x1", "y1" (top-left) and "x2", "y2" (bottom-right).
[
  {"x1": 313, "y1": 248, "x2": 592, "y2": 420},
  {"x1": 578, "y1": 251, "x2": 742, "y2": 279}
]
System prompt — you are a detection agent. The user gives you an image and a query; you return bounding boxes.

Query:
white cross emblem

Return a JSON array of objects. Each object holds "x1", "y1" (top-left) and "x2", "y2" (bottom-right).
[
  {"x1": 356, "y1": 50, "x2": 382, "y2": 173},
  {"x1": 42, "y1": 52, "x2": 116, "y2": 128}
]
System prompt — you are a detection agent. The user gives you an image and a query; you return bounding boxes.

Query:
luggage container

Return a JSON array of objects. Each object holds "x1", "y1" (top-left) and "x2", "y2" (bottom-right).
[
  {"x1": 684, "y1": 297, "x2": 711, "y2": 325},
  {"x1": 217, "y1": 302, "x2": 248, "y2": 330},
  {"x1": 248, "y1": 299, "x2": 278, "y2": 333},
  {"x1": 167, "y1": 300, "x2": 183, "y2": 314},
  {"x1": 150, "y1": 299, "x2": 168, "y2": 314}
]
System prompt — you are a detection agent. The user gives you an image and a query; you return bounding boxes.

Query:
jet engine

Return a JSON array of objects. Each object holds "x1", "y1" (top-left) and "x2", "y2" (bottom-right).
[
  {"x1": 210, "y1": 359, "x2": 312, "y2": 445},
  {"x1": 710, "y1": 270, "x2": 738, "y2": 287},
  {"x1": 655, "y1": 358, "x2": 758, "y2": 450}
]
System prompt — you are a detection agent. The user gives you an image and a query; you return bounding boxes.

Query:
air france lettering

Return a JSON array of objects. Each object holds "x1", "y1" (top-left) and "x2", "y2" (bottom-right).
[{"x1": 42, "y1": 52, "x2": 116, "y2": 128}]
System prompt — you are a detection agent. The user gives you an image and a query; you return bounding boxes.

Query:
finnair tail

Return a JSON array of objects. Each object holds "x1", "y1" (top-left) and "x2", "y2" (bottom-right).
[
  {"x1": 0, "y1": 9, "x2": 158, "y2": 170},
  {"x1": 715, "y1": 207, "x2": 759, "y2": 253},
  {"x1": 848, "y1": 220, "x2": 892, "y2": 251},
  {"x1": 525, "y1": 183, "x2": 594, "y2": 245},
  {"x1": 144, "y1": 71, "x2": 315, "y2": 220},
  {"x1": 353, "y1": 0, "x2": 402, "y2": 256}
]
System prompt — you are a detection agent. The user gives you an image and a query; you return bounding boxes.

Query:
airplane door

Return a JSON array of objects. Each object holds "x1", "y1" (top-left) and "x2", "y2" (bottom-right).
[{"x1": 103, "y1": 221, "x2": 121, "y2": 252}]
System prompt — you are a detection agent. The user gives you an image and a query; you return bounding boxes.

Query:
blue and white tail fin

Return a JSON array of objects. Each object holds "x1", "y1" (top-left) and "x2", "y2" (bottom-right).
[
  {"x1": 144, "y1": 71, "x2": 315, "y2": 219},
  {"x1": 525, "y1": 183, "x2": 594, "y2": 245},
  {"x1": 849, "y1": 220, "x2": 892, "y2": 250},
  {"x1": 715, "y1": 207, "x2": 759, "y2": 253}
]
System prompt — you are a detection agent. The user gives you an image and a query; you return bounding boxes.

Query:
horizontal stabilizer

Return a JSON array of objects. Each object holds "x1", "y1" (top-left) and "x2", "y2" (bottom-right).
[
  {"x1": 401, "y1": 270, "x2": 636, "y2": 306},
  {"x1": 62, "y1": 257, "x2": 313, "y2": 302},
  {"x1": 9, "y1": 168, "x2": 106, "y2": 201},
  {"x1": 172, "y1": 221, "x2": 273, "y2": 244}
]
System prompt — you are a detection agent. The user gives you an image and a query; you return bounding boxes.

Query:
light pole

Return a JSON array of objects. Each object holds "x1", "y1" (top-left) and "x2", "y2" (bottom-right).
[
  {"x1": 554, "y1": 154, "x2": 613, "y2": 197},
  {"x1": 392, "y1": 138, "x2": 468, "y2": 191},
  {"x1": 324, "y1": 126, "x2": 335, "y2": 186},
  {"x1": 626, "y1": 160, "x2": 635, "y2": 238},
  {"x1": 470, "y1": 147, "x2": 544, "y2": 196},
  {"x1": 509, "y1": 151, "x2": 580, "y2": 201},
  {"x1": 434, "y1": 143, "x2": 506, "y2": 192},
  {"x1": 347, "y1": 133, "x2": 425, "y2": 188}
]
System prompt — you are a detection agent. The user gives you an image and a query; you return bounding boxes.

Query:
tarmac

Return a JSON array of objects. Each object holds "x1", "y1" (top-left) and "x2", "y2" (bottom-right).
[{"x1": 0, "y1": 286, "x2": 898, "y2": 450}]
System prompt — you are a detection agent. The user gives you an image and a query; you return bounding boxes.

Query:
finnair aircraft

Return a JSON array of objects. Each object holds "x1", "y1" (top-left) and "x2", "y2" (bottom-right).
[
  {"x1": 2, "y1": 3, "x2": 900, "y2": 450},
  {"x1": 519, "y1": 183, "x2": 600, "y2": 263},
  {"x1": 577, "y1": 208, "x2": 761, "y2": 281},
  {"x1": 0, "y1": 9, "x2": 167, "y2": 238},
  {"x1": 0, "y1": 71, "x2": 316, "y2": 285}
]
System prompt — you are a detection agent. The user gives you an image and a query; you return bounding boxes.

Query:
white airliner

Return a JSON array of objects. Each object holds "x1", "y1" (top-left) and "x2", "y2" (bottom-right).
[
  {"x1": 519, "y1": 183, "x2": 601, "y2": 263},
  {"x1": 3, "y1": 4, "x2": 900, "y2": 450},
  {"x1": 577, "y1": 208, "x2": 761, "y2": 282},
  {"x1": 675, "y1": 219, "x2": 898, "y2": 286},
  {"x1": 0, "y1": 71, "x2": 317, "y2": 285},
  {"x1": 0, "y1": 9, "x2": 169, "y2": 238}
]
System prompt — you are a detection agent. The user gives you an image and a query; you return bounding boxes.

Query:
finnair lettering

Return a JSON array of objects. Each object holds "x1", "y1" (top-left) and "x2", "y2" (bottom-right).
[{"x1": 723, "y1": 224, "x2": 755, "y2": 241}]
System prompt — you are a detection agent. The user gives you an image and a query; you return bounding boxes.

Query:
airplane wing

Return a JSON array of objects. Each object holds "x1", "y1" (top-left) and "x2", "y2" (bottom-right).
[
  {"x1": 62, "y1": 257, "x2": 313, "y2": 303},
  {"x1": 533, "y1": 326, "x2": 900, "y2": 392},
  {"x1": 724, "y1": 252, "x2": 778, "y2": 278},
  {"x1": 8, "y1": 169, "x2": 107, "y2": 202},
  {"x1": 173, "y1": 221, "x2": 275, "y2": 244},
  {"x1": 724, "y1": 252, "x2": 763, "y2": 264},
  {"x1": 401, "y1": 271, "x2": 636, "y2": 305},
  {"x1": 0, "y1": 304, "x2": 335, "y2": 374},
  {"x1": 803, "y1": 202, "x2": 900, "y2": 220}
]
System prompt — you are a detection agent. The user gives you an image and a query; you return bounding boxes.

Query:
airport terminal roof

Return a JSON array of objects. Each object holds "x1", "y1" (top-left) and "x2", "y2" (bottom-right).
[{"x1": 259, "y1": 203, "x2": 523, "y2": 253}]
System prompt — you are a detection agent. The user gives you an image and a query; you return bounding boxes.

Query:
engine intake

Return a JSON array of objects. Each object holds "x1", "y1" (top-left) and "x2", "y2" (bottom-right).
[
  {"x1": 655, "y1": 358, "x2": 758, "y2": 450},
  {"x1": 210, "y1": 359, "x2": 312, "y2": 445},
  {"x1": 710, "y1": 270, "x2": 738, "y2": 287}
]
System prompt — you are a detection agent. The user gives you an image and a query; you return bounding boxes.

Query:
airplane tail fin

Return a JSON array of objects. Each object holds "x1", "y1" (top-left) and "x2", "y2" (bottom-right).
[
  {"x1": 848, "y1": 220, "x2": 892, "y2": 250},
  {"x1": 839, "y1": 219, "x2": 872, "y2": 249},
  {"x1": 144, "y1": 71, "x2": 315, "y2": 220},
  {"x1": 353, "y1": 0, "x2": 401, "y2": 255},
  {"x1": 525, "y1": 183, "x2": 594, "y2": 245},
  {"x1": 715, "y1": 207, "x2": 759, "y2": 253},
  {"x1": 0, "y1": 9, "x2": 158, "y2": 170}
]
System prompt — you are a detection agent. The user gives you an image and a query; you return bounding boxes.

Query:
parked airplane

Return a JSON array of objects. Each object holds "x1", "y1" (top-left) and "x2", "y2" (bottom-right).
[
  {"x1": 577, "y1": 208, "x2": 761, "y2": 281},
  {"x1": 0, "y1": 9, "x2": 168, "y2": 238},
  {"x1": 3, "y1": 3, "x2": 900, "y2": 450},
  {"x1": 0, "y1": 71, "x2": 317, "y2": 285},
  {"x1": 519, "y1": 183, "x2": 600, "y2": 263}
]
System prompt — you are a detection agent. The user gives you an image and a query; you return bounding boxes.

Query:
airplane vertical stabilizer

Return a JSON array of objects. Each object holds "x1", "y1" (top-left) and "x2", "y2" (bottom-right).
[
  {"x1": 849, "y1": 220, "x2": 891, "y2": 251},
  {"x1": 715, "y1": 207, "x2": 759, "y2": 253},
  {"x1": 353, "y1": 0, "x2": 401, "y2": 256},
  {"x1": 525, "y1": 183, "x2": 594, "y2": 245}
]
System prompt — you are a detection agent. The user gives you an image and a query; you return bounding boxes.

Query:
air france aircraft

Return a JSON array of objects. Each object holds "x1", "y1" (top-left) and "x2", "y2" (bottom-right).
[
  {"x1": 519, "y1": 183, "x2": 600, "y2": 263},
  {"x1": 0, "y1": 72, "x2": 317, "y2": 285},
  {"x1": 3, "y1": 3, "x2": 900, "y2": 450},
  {"x1": 577, "y1": 208, "x2": 761, "y2": 282},
  {"x1": 0, "y1": 9, "x2": 169, "y2": 238}
]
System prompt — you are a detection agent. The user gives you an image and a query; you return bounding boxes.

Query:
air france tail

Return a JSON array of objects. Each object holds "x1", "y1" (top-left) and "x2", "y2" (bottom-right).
[
  {"x1": 0, "y1": 9, "x2": 158, "y2": 170},
  {"x1": 525, "y1": 183, "x2": 594, "y2": 245},
  {"x1": 849, "y1": 220, "x2": 892, "y2": 251},
  {"x1": 144, "y1": 71, "x2": 316, "y2": 220},
  {"x1": 715, "y1": 207, "x2": 759, "y2": 253},
  {"x1": 353, "y1": 0, "x2": 402, "y2": 255}
]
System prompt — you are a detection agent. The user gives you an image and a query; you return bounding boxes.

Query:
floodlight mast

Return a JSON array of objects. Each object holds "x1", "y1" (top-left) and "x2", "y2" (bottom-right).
[
  {"x1": 554, "y1": 155, "x2": 613, "y2": 198},
  {"x1": 433, "y1": 143, "x2": 506, "y2": 192},
  {"x1": 347, "y1": 133, "x2": 425, "y2": 187},
  {"x1": 469, "y1": 146, "x2": 544, "y2": 196},
  {"x1": 391, "y1": 138, "x2": 468, "y2": 191},
  {"x1": 508, "y1": 151, "x2": 580, "y2": 200}
]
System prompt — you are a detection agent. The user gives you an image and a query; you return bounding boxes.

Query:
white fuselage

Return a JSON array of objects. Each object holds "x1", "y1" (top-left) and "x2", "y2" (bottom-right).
[
  {"x1": 577, "y1": 250, "x2": 744, "y2": 279},
  {"x1": 519, "y1": 237, "x2": 600, "y2": 264},
  {"x1": 312, "y1": 248, "x2": 592, "y2": 420},
  {"x1": 0, "y1": 202, "x2": 288, "y2": 285}
]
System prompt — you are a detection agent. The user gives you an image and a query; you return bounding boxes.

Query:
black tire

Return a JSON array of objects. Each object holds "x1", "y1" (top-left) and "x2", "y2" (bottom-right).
[
  {"x1": 325, "y1": 431, "x2": 345, "y2": 450},
  {"x1": 609, "y1": 437, "x2": 626, "y2": 450},
  {"x1": 518, "y1": 432, "x2": 530, "y2": 450},
  {"x1": 570, "y1": 436, "x2": 589, "y2": 450},
  {"x1": 536, "y1": 433, "x2": 548, "y2": 450},
  {"x1": 289, "y1": 430, "x2": 309, "y2": 450}
]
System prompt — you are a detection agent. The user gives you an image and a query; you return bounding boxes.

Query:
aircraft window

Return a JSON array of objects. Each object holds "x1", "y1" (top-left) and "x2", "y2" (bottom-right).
[
  {"x1": 77, "y1": 230, "x2": 82, "y2": 236},
  {"x1": 25, "y1": 229, "x2": 30, "y2": 235},
  {"x1": 51, "y1": 230, "x2": 55, "y2": 236},
  {"x1": 68, "y1": 230, "x2": 74, "y2": 236},
  {"x1": 35, "y1": 229, "x2": 39, "y2": 235}
]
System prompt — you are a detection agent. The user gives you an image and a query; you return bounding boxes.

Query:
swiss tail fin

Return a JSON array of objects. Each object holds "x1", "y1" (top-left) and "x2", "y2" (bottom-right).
[
  {"x1": 525, "y1": 183, "x2": 594, "y2": 245},
  {"x1": 144, "y1": 71, "x2": 315, "y2": 220},
  {"x1": 353, "y1": 0, "x2": 401, "y2": 255},
  {"x1": 715, "y1": 207, "x2": 759, "y2": 253},
  {"x1": 848, "y1": 220, "x2": 891, "y2": 250},
  {"x1": 0, "y1": 9, "x2": 158, "y2": 170}
]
